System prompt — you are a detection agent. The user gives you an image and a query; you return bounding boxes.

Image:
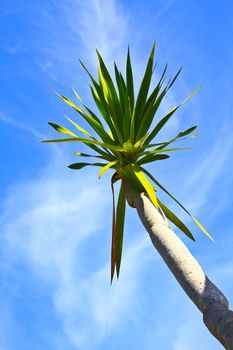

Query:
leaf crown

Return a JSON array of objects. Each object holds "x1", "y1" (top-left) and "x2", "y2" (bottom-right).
[{"x1": 43, "y1": 43, "x2": 213, "y2": 282}]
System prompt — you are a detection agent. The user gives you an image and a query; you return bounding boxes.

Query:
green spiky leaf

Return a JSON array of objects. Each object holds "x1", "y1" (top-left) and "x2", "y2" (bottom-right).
[
  {"x1": 44, "y1": 44, "x2": 213, "y2": 282},
  {"x1": 116, "y1": 183, "x2": 126, "y2": 278}
]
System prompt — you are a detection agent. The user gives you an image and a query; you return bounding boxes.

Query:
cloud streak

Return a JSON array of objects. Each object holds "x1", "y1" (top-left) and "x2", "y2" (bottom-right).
[
  {"x1": 0, "y1": 112, "x2": 44, "y2": 139},
  {"x1": 1, "y1": 157, "x2": 153, "y2": 349},
  {"x1": 64, "y1": 0, "x2": 129, "y2": 67},
  {"x1": 182, "y1": 123, "x2": 233, "y2": 216}
]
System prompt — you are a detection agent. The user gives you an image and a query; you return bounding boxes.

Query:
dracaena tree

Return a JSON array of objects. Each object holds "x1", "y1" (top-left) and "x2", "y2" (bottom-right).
[{"x1": 43, "y1": 44, "x2": 233, "y2": 349}]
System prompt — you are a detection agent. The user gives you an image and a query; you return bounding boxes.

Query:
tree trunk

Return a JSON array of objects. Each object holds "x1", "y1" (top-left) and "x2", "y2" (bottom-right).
[{"x1": 123, "y1": 181, "x2": 233, "y2": 349}]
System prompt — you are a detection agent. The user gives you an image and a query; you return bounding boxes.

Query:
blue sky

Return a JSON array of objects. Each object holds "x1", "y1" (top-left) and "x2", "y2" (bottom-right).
[{"x1": 1, "y1": 1, "x2": 233, "y2": 349}]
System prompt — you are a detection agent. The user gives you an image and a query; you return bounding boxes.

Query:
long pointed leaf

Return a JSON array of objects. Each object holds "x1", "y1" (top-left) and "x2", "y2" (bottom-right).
[
  {"x1": 138, "y1": 154, "x2": 170, "y2": 165},
  {"x1": 141, "y1": 167, "x2": 214, "y2": 240},
  {"x1": 126, "y1": 46, "x2": 134, "y2": 111},
  {"x1": 56, "y1": 92, "x2": 118, "y2": 145},
  {"x1": 110, "y1": 172, "x2": 121, "y2": 283},
  {"x1": 99, "y1": 161, "x2": 118, "y2": 179},
  {"x1": 48, "y1": 122, "x2": 77, "y2": 137},
  {"x1": 142, "y1": 147, "x2": 191, "y2": 154},
  {"x1": 42, "y1": 137, "x2": 124, "y2": 152},
  {"x1": 116, "y1": 182, "x2": 126, "y2": 278},
  {"x1": 65, "y1": 116, "x2": 94, "y2": 139},
  {"x1": 80, "y1": 60, "x2": 123, "y2": 144},
  {"x1": 144, "y1": 105, "x2": 180, "y2": 145},
  {"x1": 68, "y1": 162, "x2": 106, "y2": 170},
  {"x1": 72, "y1": 87, "x2": 84, "y2": 104},
  {"x1": 158, "y1": 199, "x2": 195, "y2": 240},
  {"x1": 134, "y1": 43, "x2": 156, "y2": 131},
  {"x1": 74, "y1": 152, "x2": 112, "y2": 161},
  {"x1": 155, "y1": 126, "x2": 197, "y2": 150},
  {"x1": 167, "y1": 67, "x2": 182, "y2": 90},
  {"x1": 135, "y1": 85, "x2": 167, "y2": 141},
  {"x1": 133, "y1": 165, "x2": 158, "y2": 208}
]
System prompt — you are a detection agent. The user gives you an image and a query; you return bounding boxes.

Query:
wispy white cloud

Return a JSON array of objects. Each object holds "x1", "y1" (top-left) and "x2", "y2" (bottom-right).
[
  {"x1": 1, "y1": 156, "x2": 152, "y2": 349},
  {"x1": 0, "y1": 112, "x2": 44, "y2": 139},
  {"x1": 182, "y1": 123, "x2": 233, "y2": 216},
  {"x1": 64, "y1": 0, "x2": 129, "y2": 67},
  {"x1": 33, "y1": 0, "x2": 130, "y2": 83},
  {"x1": 137, "y1": 0, "x2": 176, "y2": 44}
]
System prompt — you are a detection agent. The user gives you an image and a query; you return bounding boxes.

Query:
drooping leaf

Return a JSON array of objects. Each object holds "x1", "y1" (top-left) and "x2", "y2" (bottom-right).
[
  {"x1": 132, "y1": 165, "x2": 158, "y2": 208},
  {"x1": 158, "y1": 199, "x2": 195, "y2": 240},
  {"x1": 110, "y1": 172, "x2": 122, "y2": 283},
  {"x1": 115, "y1": 182, "x2": 126, "y2": 278},
  {"x1": 192, "y1": 217, "x2": 214, "y2": 242},
  {"x1": 118, "y1": 165, "x2": 145, "y2": 194},
  {"x1": 141, "y1": 167, "x2": 214, "y2": 240}
]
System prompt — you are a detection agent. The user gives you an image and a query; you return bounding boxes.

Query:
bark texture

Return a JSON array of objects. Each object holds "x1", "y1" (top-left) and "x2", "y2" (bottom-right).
[{"x1": 123, "y1": 181, "x2": 233, "y2": 350}]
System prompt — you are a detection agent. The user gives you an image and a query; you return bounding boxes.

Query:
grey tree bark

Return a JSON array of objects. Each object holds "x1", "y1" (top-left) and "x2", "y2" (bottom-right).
[{"x1": 123, "y1": 181, "x2": 233, "y2": 349}]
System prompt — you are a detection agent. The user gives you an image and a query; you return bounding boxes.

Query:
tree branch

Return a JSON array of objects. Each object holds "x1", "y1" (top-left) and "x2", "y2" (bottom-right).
[{"x1": 123, "y1": 181, "x2": 233, "y2": 349}]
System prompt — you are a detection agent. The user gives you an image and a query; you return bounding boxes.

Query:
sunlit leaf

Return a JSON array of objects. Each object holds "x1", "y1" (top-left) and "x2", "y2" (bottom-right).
[
  {"x1": 99, "y1": 160, "x2": 118, "y2": 179},
  {"x1": 65, "y1": 116, "x2": 93, "y2": 139},
  {"x1": 182, "y1": 86, "x2": 200, "y2": 105},
  {"x1": 133, "y1": 165, "x2": 158, "y2": 208},
  {"x1": 72, "y1": 87, "x2": 84, "y2": 104},
  {"x1": 142, "y1": 167, "x2": 214, "y2": 240},
  {"x1": 42, "y1": 136, "x2": 125, "y2": 152},
  {"x1": 48, "y1": 122, "x2": 77, "y2": 137},
  {"x1": 44, "y1": 44, "x2": 211, "y2": 282}
]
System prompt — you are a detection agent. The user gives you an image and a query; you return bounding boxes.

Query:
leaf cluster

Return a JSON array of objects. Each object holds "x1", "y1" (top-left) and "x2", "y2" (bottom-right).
[{"x1": 43, "y1": 43, "x2": 213, "y2": 282}]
